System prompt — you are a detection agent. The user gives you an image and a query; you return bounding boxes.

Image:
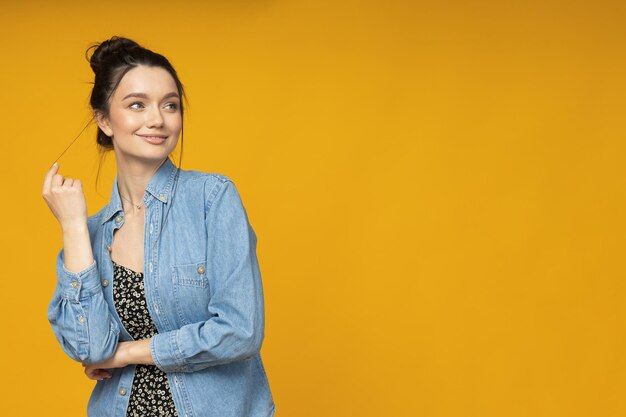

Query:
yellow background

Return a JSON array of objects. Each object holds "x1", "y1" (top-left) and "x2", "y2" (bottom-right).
[{"x1": 1, "y1": 0, "x2": 625, "y2": 415}]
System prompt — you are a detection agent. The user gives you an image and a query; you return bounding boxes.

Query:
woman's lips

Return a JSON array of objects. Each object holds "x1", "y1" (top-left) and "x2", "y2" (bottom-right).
[{"x1": 138, "y1": 134, "x2": 167, "y2": 144}]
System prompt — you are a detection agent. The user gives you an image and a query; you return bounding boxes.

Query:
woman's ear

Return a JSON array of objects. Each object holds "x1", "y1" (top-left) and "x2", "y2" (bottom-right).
[{"x1": 94, "y1": 110, "x2": 113, "y2": 137}]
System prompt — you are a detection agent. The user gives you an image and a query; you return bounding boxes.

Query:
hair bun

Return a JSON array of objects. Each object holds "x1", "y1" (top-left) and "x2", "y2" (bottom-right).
[{"x1": 86, "y1": 36, "x2": 141, "y2": 75}]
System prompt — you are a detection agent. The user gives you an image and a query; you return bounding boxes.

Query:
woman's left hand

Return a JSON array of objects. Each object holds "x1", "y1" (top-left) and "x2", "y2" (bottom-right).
[{"x1": 82, "y1": 341, "x2": 132, "y2": 380}]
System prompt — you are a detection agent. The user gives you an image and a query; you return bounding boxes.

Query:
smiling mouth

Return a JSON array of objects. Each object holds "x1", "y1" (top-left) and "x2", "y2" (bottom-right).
[
  {"x1": 137, "y1": 134, "x2": 168, "y2": 139},
  {"x1": 138, "y1": 134, "x2": 168, "y2": 144}
]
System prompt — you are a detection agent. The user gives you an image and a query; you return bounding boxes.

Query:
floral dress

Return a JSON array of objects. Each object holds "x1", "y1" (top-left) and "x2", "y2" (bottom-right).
[{"x1": 112, "y1": 260, "x2": 179, "y2": 417}]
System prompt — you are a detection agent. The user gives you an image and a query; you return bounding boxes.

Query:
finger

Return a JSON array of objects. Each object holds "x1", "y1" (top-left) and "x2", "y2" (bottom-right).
[
  {"x1": 42, "y1": 162, "x2": 60, "y2": 194},
  {"x1": 86, "y1": 368, "x2": 112, "y2": 381},
  {"x1": 51, "y1": 173, "x2": 64, "y2": 188},
  {"x1": 62, "y1": 177, "x2": 74, "y2": 187},
  {"x1": 84, "y1": 367, "x2": 96, "y2": 380},
  {"x1": 84, "y1": 366, "x2": 100, "y2": 380}
]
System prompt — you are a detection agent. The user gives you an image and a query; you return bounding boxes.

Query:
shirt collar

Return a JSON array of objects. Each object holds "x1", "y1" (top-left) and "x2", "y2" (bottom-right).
[{"x1": 101, "y1": 156, "x2": 178, "y2": 225}]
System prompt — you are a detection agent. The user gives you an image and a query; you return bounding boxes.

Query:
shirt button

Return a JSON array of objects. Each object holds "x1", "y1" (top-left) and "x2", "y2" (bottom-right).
[
  {"x1": 149, "y1": 262, "x2": 153, "y2": 273},
  {"x1": 71, "y1": 280, "x2": 79, "y2": 289},
  {"x1": 197, "y1": 265, "x2": 205, "y2": 274},
  {"x1": 115, "y1": 216, "x2": 122, "y2": 223},
  {"x1": 78, "y1": 315, "x2": 85, "y2": 324},
  {"x1": 119, "y1": 388, "x2": 127, "y2": 396},
  {"x1": 102, "y1": 279, "x2": 109, "y2": 287},
  {"x1": 159, "y1": 193, "x2": 167, "y2": 202},
  {"x1": 106, "y1": 244, "x2": 112, "y2": 252}
]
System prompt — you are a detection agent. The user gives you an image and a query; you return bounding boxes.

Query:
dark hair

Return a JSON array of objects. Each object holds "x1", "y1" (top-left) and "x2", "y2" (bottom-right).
[
  {"x1": 85, "y1": 36, "x2": 187, "y2": 237},
  {"x1": 86, "y1": 36, "x2": 187, "y2": 150},
  {"x1": 83, "y1": 36, "x2": 188, "y2": 194}
]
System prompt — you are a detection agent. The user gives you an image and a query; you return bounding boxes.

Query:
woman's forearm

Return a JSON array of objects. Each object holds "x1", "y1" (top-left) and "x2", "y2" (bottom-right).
[
  {"x1": 123, "y1": 339, "x2": 155, "y2": 365},
  {"x1": 98, "y1": 339, "x2": 155, "y2": 368},
  {"x1": 62, "y1": 221, "x2": 95, "y2": 273},
  {"x1": 83, "y1": 339, "x2": 154, "y2": 380}
]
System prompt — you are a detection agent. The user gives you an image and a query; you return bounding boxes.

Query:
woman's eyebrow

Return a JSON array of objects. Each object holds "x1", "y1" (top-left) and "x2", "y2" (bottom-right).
[{"x1": 122, "y1": 92, "x2": 180, "y2": 100}]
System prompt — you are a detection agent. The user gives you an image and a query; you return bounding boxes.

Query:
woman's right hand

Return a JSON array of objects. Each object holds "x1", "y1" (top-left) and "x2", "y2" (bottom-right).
[
  {"x1": 83, "y1": 363, "x2": 112, "y2": 381},
  {"x1": 42, "y1": 162, "x2": 88, "y2": 229}
]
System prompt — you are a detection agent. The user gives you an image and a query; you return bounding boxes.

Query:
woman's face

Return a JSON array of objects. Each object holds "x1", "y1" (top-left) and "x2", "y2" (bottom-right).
[{"x1": 96, "y1": 65, "x2": 182, "y2": 163}]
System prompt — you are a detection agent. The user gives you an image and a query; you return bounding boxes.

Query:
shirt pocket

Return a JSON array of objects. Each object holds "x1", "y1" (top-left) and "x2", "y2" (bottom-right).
[{"x1": 171, "y1": 261, "x2": 212, "y2": 325}]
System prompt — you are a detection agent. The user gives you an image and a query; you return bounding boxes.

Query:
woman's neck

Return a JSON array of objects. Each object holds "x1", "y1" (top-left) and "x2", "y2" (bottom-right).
[{"x1": 116, "y1": 156, "x2": 166, "y2": 215}]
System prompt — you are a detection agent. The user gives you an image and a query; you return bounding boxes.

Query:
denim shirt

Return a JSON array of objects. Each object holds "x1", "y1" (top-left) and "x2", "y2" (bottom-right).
[{"x1": 48, "y1": 157, "x2": 276, "y2": 417}]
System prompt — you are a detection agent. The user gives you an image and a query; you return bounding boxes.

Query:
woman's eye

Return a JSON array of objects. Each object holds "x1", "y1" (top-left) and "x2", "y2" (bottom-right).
[
  {"x1": 165, "y1": 103, "x2": 179, "y2": 110},
  {"x1": 129, "y1": 102, "x2": 144, "y2": 109}
]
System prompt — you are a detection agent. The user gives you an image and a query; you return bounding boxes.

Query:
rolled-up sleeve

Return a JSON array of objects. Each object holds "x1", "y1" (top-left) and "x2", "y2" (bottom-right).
[
  {"x1": 151, "y1": 178, "x2": 265, "y2": 373},
  {"x1": 48, "y1": 248, "x2": 120, "y2": 364}
]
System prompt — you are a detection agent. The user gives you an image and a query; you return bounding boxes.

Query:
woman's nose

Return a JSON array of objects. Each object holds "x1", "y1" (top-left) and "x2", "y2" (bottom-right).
[{"x1": 146, "y1": 106, "x2": 164, "y2": 128}]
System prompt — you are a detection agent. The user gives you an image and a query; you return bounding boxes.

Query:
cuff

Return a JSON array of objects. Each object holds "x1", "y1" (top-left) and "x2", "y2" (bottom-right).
[
  {"x1": 60, "y1": 260, "x2": 101, "y2": 301},
  {"x1": 151, "y1": 331, "x2": 187, "y2": 373}
]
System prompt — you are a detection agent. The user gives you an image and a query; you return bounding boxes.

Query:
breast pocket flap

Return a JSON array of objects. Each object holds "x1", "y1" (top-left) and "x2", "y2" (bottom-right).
[{"x1": 171, "y1": 261, "x2": 209, "y2": 288}]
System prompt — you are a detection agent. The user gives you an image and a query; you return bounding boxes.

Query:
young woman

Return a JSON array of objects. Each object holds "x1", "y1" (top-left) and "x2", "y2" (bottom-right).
[{"x1": 42, "y1": 36, "x2": 275, "y2": 417}]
